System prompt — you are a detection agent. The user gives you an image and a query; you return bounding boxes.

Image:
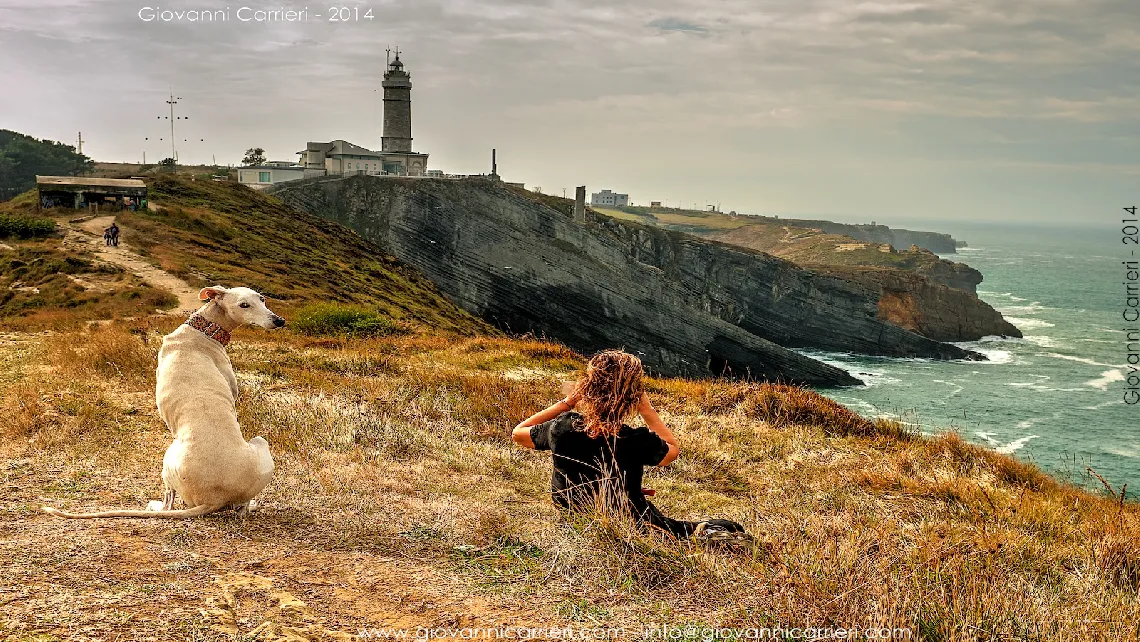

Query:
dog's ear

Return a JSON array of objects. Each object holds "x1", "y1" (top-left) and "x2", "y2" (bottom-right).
[{"x1": 199, "y1": 286, "x2": 228, "y2": 301}]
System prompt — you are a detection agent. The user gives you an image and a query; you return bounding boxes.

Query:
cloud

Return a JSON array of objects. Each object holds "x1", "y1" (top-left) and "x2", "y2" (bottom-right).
[{"x1": 0, "y1": 0, "x2": 1135, "y2": 222}]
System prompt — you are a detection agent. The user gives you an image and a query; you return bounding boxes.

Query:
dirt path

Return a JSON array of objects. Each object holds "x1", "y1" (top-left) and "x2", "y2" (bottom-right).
[{"x1": 65, "y1": 215, "x2": 201, "y2": 315}]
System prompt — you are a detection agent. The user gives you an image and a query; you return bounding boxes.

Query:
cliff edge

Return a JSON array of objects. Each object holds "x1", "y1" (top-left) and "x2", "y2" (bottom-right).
[{"x1": 271, "y1": 177, "x2": 986, "y2": 384}]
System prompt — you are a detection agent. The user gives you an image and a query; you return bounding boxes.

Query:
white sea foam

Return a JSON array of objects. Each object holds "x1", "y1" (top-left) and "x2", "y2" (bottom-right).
[
  {"x1": 1046, "y1": 353, "x2": 1124, "y2": 368},
  {"x1": 1105, "y1": 445, "x2": 1140, "y2": 459},
  {"x1": 1085, "y1": 369, "x2": 1125, "y2": 391},
  {"x1": 860, "y1": 373, "x2": 903, "y2": 387},
  {"x1": 1083, "y1": 399, "x2": 1123, "y2": 411},
  {"x1": 832, "y1": 398, "x2": 882, "y2": 416},
  {"x1": 998, "y1": 302, "x2": 1049, "y2": 315},
  {"x1": 1004, "y1": 317, "x2": 1055, "y2": 329},
  {"x1": 997, "y1": 435, "x2": 1039, "y2": 454},
  {"x1": 970, "y1": 348, "x2": 1013, "y2": 364},
  {"x1": 1006, "y1": 381, "x2": 1086, "y2": 392},
  {"x1": 931, "y1": 379, "x2": 964, "y2": 397},
  {"x1": 975, "y1": 432, "x2": 1000, "y2": 447},
  {"x1": 974, "y1": 432, "x2": 1039, "y2": 454},
  {"x1": 971, "y1": 334, "x2": 1018, "y2": 344},
  {"x1": 1023, "y1": 335, "x2": 1058, "y2": 348}
]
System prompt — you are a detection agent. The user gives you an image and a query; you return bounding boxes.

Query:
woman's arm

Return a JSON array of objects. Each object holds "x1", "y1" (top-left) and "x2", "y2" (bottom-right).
[
  {"x1": 511, "y1": 393, "x2": 579, "y2": 448},
  {"x1": 639, "y1": 393, "x2": 680, "y2": 465}
]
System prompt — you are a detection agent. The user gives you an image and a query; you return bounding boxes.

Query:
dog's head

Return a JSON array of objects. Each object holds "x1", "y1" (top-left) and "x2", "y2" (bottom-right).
[{"x1": 199, "y1": 286, "x2": 285, "y2": 330}]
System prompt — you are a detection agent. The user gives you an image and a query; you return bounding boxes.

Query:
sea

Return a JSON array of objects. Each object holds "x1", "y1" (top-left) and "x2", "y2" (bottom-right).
[{"x1": 804, "y1": 220, "x2": 1139, "y2": 492}]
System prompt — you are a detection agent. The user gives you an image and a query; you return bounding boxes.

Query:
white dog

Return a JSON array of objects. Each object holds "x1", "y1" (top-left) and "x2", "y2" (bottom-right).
[{"x1": 43, "y1": 286, "x2": 284, "y2": 519}]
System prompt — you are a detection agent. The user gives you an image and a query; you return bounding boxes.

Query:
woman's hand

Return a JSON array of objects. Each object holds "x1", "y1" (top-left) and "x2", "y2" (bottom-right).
[
  {"x1": 560, "y1": 381, "x2": 581, "y2": 408},
  {"x1": 637, "y1": 391, "x2": 653, "y2": 415},
  {"x1": 512, "y1": 387, "x2": 579, "y2": 449}
]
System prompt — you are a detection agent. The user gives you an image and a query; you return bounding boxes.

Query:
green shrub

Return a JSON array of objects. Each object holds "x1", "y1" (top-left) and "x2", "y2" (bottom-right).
[
  {"x1": 291, "y1": 303, "x2": 409, "y2": 338},
  {"x1": 0, "y1": 214, "x2": 56, "y2": 239}
]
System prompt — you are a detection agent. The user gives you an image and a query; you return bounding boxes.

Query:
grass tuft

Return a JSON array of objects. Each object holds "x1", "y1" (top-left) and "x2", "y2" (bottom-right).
[
  {"x1": 45, "y1": 323, "x2": 158, "y2": 384},
  {"x1": 291, "y1": 303, "x2": 411, "y2": 339},
  {"x1": 0, "y1": 213, "x2": 57, "y2": 239},
  {"x1": 1095, "y1": 533, "x2": 1140, "y2": 591}
]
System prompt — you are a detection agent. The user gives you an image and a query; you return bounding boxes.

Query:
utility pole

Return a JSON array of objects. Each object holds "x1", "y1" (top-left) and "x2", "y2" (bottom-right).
[
  {"x1": 76, "y1": 131, "x2": 83, "y2": 155},
  {"x1": 156, "y1": 91, "x2": 183, "y2": 161},
  {"x1": 167, "y1": 92, "x2": 179, "y2": 160}
]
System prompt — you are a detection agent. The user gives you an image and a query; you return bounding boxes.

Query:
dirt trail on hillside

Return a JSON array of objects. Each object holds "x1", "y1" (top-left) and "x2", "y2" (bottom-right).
[{"x1": 65, "y1": 215, "x2": 201, "y2": 315}]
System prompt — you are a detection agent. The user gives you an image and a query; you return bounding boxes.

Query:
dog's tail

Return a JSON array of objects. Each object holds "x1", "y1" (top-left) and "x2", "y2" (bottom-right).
[{"x1": 41, "y1": 504, "x2": 226, "y2": 519}]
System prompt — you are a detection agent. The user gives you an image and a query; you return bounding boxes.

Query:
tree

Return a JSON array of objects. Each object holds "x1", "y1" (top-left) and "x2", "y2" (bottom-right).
[
  {"x1": 158, "y1": 157, "x2": 177, "y2": 167},
  {"x1": 242, "y1": 148, "x2": 266, "y2": 166},
  {"x1": 0, "y1": 129, "x2": 94, "y2": 201}
]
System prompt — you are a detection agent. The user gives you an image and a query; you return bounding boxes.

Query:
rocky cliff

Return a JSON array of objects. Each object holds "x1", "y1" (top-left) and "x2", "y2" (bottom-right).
[
  {"x1": 782, "y1": 219, "x2": 960, "y2": 254},
  {"x1": 270, "y1": 177, "x2": 984, "y2": 384},
  {"x1": 702, "y1": 227, "x2": 1018, "y2": 341},
  {"x1": 812, "y1": 266, "x2": 1022, "y2": 342},
  {"x1": 903, "y1": 246, "x2": 982, "y2": 293}
]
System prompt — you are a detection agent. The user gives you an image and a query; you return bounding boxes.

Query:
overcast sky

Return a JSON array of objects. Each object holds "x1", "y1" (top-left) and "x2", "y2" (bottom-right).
[{"x1": 1, "y1": 0, "x2": 1136, "y2": 224}]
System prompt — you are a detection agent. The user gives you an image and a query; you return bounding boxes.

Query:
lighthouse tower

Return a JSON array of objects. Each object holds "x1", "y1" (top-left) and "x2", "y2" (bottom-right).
[{"x1": 381, "y1": 50, "x2": 413, "y2": 153}]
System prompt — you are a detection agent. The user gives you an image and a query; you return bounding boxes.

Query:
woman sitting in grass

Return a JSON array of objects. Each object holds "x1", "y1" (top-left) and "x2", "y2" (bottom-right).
[{"x1": 513, "y1": 350, "x2": 747, "y2": 541}]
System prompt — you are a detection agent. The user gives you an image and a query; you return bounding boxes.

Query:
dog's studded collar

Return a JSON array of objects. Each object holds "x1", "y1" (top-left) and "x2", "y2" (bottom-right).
[{"x1": 185, "y1": 313, "x2": 232, "y2": 347}]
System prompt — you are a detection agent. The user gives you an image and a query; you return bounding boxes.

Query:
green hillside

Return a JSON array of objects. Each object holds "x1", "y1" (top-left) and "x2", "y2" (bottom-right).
[{"x1": 0, "y1": 175, "x2": 490, "y2": 334}]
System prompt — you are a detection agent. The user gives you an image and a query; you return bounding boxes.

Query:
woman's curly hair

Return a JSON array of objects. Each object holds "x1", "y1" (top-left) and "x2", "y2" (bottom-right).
[{"x1": 574, "y1": 350, "x2": 644, "y2": 438}]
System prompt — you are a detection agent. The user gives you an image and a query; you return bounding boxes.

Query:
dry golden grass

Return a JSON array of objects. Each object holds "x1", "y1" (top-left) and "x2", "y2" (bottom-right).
[
  {"x1": 2, "y1": 322, "x2": 1139, "y2": 640},
  {"x1": 44, "y1": 324, "x2": 159, "y2": 385}
]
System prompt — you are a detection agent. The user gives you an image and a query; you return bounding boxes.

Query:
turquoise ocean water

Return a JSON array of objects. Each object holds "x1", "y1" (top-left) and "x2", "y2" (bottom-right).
[{"x1": 804, "y1": 221, "x2": 1138, "y2": 490}]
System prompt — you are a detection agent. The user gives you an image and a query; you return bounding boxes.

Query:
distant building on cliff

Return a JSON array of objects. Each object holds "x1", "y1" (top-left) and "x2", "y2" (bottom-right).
[
  {"x1": 590, "y1": 189, "x2": 629, "y2": 207},
  {"x1": 236, "y1": 163, "x2": 310, "y2": 189}
]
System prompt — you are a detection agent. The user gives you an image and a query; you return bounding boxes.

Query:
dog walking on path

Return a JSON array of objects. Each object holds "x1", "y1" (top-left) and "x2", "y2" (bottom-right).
[{"x1": 43, "y1": 286, "x2": 285, "y2": 519}]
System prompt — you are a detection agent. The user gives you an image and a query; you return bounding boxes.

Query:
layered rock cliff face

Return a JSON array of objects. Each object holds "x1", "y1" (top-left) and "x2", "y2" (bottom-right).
[
  {"x1": 812, "y1": 266, "x2": 1022, "y2": 342},
  {"x1": 271, "y1": 177, "x2": 983, "y2": 384},
  {"x1": 904, "y1": 246, "x2": 982, "y2": 293},
  {"x1": 782, "y1": 219, "x2": 960, "y2": 254},
  {"x1": 703, "y1": 225, "x2": 1015, "y2": 341}
]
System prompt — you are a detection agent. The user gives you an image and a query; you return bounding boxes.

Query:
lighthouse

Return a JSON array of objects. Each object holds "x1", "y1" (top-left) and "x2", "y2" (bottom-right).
[
  {"x1": 297, "y1": 48, "x2": 428, "y2": 177},
  {"x1": 381, "y1": 49, "x2": 413, "y2": 153}
]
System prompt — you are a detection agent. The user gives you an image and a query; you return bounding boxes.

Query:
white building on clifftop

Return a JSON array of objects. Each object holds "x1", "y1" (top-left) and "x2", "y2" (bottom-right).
[{"x1": 590, "y1": 189, "x2": 629, "y2": 207}]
